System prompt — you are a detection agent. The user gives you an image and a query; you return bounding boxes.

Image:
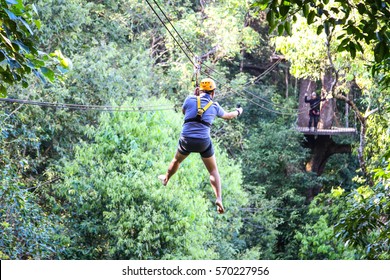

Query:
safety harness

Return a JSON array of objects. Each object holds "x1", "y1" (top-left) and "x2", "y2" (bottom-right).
[{"x1": 184, "y1": 96, "x2": 213, "y2": 127}]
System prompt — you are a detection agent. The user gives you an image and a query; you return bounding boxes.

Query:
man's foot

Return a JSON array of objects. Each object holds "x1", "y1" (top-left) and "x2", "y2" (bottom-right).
[
  {"x1": 158, "y1": 175, "x2": 168, "y2": 186},
  {"x1": 215, "y1": 199, "x2": 225, "y2": 214}
]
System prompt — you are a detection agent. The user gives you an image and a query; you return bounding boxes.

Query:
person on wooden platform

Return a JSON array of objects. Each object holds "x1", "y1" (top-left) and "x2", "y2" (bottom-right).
[{"x1": 304, "y1": 92, "x2": 326, "y2": 132}]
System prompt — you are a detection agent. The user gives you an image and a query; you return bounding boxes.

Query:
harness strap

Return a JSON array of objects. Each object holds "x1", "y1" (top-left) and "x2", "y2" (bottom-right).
[
  {"x1": 184, "y1": 118, "x2": 212, "y2": 127},
  {"x1": 184, "y1": 96, "x2": 213, "y2": 127},
  {"x1": 202, "y1": 99, "x2": 213, "y2": 111}
]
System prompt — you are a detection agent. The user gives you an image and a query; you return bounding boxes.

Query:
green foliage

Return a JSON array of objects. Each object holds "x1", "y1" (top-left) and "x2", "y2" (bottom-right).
[
  {"x1": 240, "y1": 121, "x2": 312, "y2": 258},
  {"x1": 0, "y1": 115, "x2": 66, "y2": 259},
  {"x1": 295, "y1": 190, "x2": 361, "y2": 259},
  {"x1": 365, "y1": 110, "x2": 390, "y2": 169},
  {"x1": 68, "y1": 41, "x2": 157, "y2": 102},
  {"x1": 330, "y1": 107, "x2": 389, "y2": 259},
  {"x1": 0, "y1": 0, "x2": 68, "y2": 96},
  {"x1": 251, "y1": 0, "x2": 390, "y2": 85},
  {"x1": 0, "y1": 0, "x2": 387, "y2": 261},
  {"x1": 33, "y1": 0, "x2": 92, "y2": 54},
  {"x1": 243, "y1": 122, "x2": 309, "y2": 198},
  {"x1": 0, "y1": 178, "x2": 65, "y2": 259},
  {"x1": 334, "y1": 159, "x2": 390, "y2": 259},
  {"x1": 272, "y1": 14, "x2": 374, "y2": 93},
  {"x1": 51, "y1": 98, "x2": 247, "y2": 259}
]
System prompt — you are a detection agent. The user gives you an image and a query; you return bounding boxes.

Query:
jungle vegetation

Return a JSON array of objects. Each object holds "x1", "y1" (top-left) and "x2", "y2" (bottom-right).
[{"x1": 0, "y1": 0, "x2": 389, "y2": 260}]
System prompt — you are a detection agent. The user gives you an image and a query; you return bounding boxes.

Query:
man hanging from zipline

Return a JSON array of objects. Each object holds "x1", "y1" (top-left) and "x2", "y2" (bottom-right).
[{"x1": 159, "y1": 78, "x2": 243, "y2": 214}]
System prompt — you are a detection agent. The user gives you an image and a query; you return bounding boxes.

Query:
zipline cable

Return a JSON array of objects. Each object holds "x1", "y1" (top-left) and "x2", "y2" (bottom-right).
[
  {"x1": 2, "y1": 2, "x2": 319, "y2": 116},
  {"x1": 147, "y1": 1, "x2": 300, "y2": 114},
  {"x1": 243, "y1": 58, "x2": 282, "y2": 86},
  {"x1": 145, "y1": 0, "x2": 308, "y2": 116},
  {"x1": 151, "y1": 0, "x2": 197, "y2": 59},
  {"x1": 0, "y1": 98, "x2": 176, "y2": 112},
  {"x1": 145, "y1": 0, "x2": 196, "y2": 67}
]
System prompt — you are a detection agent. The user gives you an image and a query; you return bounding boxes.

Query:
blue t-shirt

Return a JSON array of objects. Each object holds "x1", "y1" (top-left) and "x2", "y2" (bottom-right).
[{"x1": 181, "y1": 94, "x2": 225, "y2": 139}]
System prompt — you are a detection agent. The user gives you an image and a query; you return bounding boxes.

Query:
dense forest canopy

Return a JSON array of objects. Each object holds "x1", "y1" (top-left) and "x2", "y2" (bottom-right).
[{"x1": 0, "y1": 0, "x2": 389, "y2": 260}]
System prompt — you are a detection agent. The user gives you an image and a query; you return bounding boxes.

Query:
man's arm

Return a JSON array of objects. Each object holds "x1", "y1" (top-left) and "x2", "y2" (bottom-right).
[{"x1": 221, "y1": 107, "x2": 243, "y2": 120}]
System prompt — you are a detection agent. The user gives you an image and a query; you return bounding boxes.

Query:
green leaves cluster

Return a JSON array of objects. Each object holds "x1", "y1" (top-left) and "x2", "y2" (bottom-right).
[
  {"x1": 294, "y1": 189, "x2": 360, "y2": 259},
  {"x1": 252, "y1": 0, "x2": 390, "y2": 85},
  {"x1": 0, "y1": 114, "x2": 65, "y2": 259},
  {"x1": 334, "y1": 153, "x2": 390, "y2": 259},
  {"x1": 0, "y1": 0, "x2": 69, "y2": 97},
  {"x1": 240, "y1": 120, "x2": 311, "y2": 258},
  {"x1": 51, "y1": 98, "x2": 248, "y2": 259},
  {"x1": 1, "y1": 0, "x2": 387, "y2": 261}
]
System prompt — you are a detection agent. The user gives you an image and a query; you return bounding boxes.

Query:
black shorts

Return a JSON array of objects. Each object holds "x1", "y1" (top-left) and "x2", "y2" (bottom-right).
[{"x1": 177, "y1": 136, "x2": 214, "y2": 158}]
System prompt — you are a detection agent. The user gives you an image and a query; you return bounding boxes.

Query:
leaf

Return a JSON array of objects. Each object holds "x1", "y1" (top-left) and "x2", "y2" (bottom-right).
[
  {"x1": 340, "y1": 38, "x2": 350, "y2": 47},
  {"x1": 4, "y1": 9, "x2": 18, "y2": 20},
  {"x1": 337, "y1": 42, "x2": 346, "y2": 52},
  {"x1": 13, "y1": 40, "x2": 30, "y2": 53},
  {"x1": 266, "y1": 11, "x2": 275, "y2": 29},
  {"x1": 2, "y1": 71, "x2": 13, "y2": 83},
  {"x1": 279, "y1": 4, "x2": 290, "y2": 17},
  {"x1": 0, "y1": 33, "x2": 15, "y2": 51},
  {"x1": 293, "y1": 15, "x2": 297, "y2": 21},
  {"x1": 34, "y1": 19, "x2": 41, "y2": 30},
  {"x1": 357, "y1": 3, "x2": 366, "y2": 15},
  {"x1": 330, "y1": 7, "x2": 340, "y2": 14},
  {"x1": 31, "y1": 4, "x2": 39, "y2": 16},
  {"x1": 278, "y1": 24, "x2": 284, "y2": 36},
  {"x1": 33, "y1": 69, "x2": 46, "y2": 84},
  {"x1": 303, "y1": 3, "x2": 310, "y2": 17},
  {"x1": 19, "y1": 18, "x2": 34, "y2": 35},
  {"x1": 307, "y1": 11, "x2": 316, "y2": 25},
  {"x1": 355, "y1": 41, "x2": 364, "y2": 53},
  {"x1": 57, "y1": 65, "x2": 69, "y2": 74},
  {"x1": 374, "y1": 41, "x2": 388, "y2": 63},
  {"x1": 255, "y1": 3, "x2": 269, "y2": 10},
  {"x1": 41, "y1": 67, "x2": 55, "y2": 82},
  {"x1": 317, "y1": 25, "x2": 324, "y2": 35},
  {"x1": 0, "y1": 85, "x2": 6, "y2": 98},
  {"x1": 29, "y1": 58, "x2": 45, "y2": 68},
  {"x1": 285, "y1": 21, "x2": 292, "y2": 36}
]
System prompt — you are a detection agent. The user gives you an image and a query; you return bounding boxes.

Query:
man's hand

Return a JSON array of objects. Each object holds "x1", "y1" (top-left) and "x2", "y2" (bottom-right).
[{"x1": 236, "y1": 107, "x2": 243, "y2": 116}]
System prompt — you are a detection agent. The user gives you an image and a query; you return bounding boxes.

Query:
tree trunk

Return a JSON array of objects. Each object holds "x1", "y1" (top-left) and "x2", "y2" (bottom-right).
[
  {"x1": 304, "y1": 135, "x2": 351, "y2": 201},
  {"x1": 318, "y1": 68, "x2": 335, "y2": 129},
  {"x1": 285, "y1": 68, "x2": 289, "y2": 98}
]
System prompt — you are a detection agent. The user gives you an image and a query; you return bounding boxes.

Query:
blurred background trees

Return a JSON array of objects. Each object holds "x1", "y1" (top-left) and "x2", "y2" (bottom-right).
[{"x1": 0, "y1": 0, "x2": 388, "y2": 259}]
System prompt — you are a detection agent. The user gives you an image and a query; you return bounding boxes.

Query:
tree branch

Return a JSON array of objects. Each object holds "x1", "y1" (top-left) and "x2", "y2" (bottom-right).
[
  {"x1": 364, "y1": 108, "x2": 379, "y2": 119},
  {"x1": 324, "y1": 24, "x2": 373, "y2": 183}
]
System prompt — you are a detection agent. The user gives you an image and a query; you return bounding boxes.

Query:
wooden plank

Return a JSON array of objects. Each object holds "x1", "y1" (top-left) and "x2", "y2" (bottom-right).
[{"x1": 296, "y1": 127, "x2": 356, "y2": 135}]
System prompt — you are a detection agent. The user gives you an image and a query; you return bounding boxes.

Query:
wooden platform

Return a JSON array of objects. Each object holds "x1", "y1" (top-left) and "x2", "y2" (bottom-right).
[{"x1": 296, "y1": 127, "x2": 357, "y2": 136}]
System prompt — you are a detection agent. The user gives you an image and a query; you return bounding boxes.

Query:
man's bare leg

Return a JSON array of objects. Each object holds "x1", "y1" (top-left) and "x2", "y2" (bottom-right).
[
  {"x1": 201, "y1": 155, "x2": 224, "y2": 214},
  {"x1": 159, "y1": 151, "x2": 188, "y2": 186}
]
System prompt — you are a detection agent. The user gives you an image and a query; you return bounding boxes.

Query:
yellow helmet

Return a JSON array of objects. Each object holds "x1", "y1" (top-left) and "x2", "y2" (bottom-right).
[{"x1": 199, "y1": 78, "x2": 216, "y2": 91}]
